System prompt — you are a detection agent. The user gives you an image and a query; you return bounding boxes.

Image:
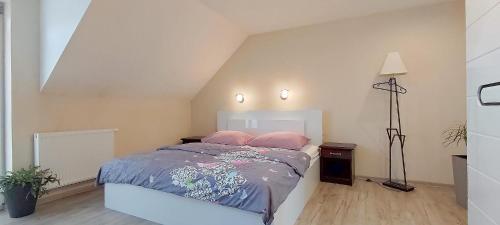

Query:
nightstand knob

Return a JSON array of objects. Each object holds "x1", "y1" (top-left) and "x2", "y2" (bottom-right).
[{"x1": 330, "y1": 152, "x2": 342, "y2": 156}]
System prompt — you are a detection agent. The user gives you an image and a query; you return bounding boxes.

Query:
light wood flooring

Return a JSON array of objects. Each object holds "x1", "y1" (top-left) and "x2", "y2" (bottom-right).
[
  {"x1": 0, "y1": 181, "x2": 466, "y2": 225},
  {"x1": 295, "y1": 181, "x2": 466, "y2": 225}
]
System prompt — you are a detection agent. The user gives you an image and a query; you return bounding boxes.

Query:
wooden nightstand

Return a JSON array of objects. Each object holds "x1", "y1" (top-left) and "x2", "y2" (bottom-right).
[
  {"x1": 180, "y1": 136, "x2": 204, "y2": 144},
  {"x1": 320, "y1": 142, "x2": 357, "y2": 186}
]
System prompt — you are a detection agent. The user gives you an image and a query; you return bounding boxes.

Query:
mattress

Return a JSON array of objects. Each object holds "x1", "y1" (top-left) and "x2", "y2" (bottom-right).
[{"x1": 301, "y1": 144, "x2": 319, "y2": 160}]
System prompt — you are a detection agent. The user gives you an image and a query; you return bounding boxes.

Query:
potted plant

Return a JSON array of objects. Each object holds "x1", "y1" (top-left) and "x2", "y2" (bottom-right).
[
  {"x1": 443, "y1": 123, "x2": 467, "y2": 208},
  {"x1": 0, "y1": 167, "x2": 59, "y2": 218}
]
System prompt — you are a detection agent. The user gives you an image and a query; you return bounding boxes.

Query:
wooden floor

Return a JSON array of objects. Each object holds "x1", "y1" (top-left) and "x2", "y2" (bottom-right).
[
  {"x1": 295, "y1": 181, "x2": 466, "y2": 225},
  {"x1": 0, "y1": 181, "x2": 466, "y2": 225}
]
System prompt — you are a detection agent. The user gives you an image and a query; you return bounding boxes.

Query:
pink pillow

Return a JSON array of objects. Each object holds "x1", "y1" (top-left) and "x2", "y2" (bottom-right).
[
  {"x1": 247, "y1": 132, "x2": 310, "y2": 150},
  {"x1": 201, "y1": 131, "x2": 254, "y2": 146}
]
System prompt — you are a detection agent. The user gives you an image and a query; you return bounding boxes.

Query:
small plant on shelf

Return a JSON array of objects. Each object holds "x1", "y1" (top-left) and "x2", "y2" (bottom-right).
[
  {"x1": 443, "y1": 123, "x2": 467, "y2": 147},
  {"x1": 0, "y1": 166, "x2": 60, "y2": 218}
]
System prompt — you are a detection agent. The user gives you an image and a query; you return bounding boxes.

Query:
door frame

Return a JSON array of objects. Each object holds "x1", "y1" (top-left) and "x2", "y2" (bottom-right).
[{"x1": 0, "y1": 0, "x2": 11, "y2": 175}]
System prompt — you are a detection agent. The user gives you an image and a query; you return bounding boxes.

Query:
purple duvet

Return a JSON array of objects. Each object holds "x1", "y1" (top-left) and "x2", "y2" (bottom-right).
[{"x1": 98, "y1": 143, "x2": 311, "y2": 225}]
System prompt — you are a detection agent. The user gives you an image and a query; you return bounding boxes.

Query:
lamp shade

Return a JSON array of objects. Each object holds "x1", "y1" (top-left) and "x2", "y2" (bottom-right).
[{"x1": 380, "y1": 52, "x2": 408, "y2": 76}]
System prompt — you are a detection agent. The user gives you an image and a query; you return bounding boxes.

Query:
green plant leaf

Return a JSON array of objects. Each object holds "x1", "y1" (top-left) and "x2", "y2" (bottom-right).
[{"x1": 0, "y1": 166, "x2": 60, "y2": 199}]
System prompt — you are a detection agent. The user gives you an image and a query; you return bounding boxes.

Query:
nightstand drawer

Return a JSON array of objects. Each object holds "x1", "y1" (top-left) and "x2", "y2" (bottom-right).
[
  {"x1": 321, "y1": 149, "x2": 352, "y2": 159},
  {"x1": 180, "y1": 136, "x2": 204, "y2": 144}
]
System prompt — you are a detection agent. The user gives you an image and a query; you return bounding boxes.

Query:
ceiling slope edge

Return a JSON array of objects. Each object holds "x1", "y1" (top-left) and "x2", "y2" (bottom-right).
[
  {"x1": 40, "y1": 0, "x2": 92, "y2": 90},
  {"x1": 41, "y1": 0, "x2": 248, "y2": 98}
]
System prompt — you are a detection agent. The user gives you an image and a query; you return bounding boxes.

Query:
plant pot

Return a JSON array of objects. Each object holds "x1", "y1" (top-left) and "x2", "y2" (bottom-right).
[
  {"x1": 4, "y1": 183, "x2": 38, "y2": 218},
  {"x1": 452, "y1": 155, "x2": 467, "y2": 209}
]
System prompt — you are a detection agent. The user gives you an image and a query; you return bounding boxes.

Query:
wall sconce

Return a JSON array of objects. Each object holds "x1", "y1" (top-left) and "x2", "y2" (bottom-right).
[
  {"x1": 235, "y1": 93, "x2": 245, "y2": 103},
  {"x1": 280, "y1": 89, "x2": 289, "y2": 100}
]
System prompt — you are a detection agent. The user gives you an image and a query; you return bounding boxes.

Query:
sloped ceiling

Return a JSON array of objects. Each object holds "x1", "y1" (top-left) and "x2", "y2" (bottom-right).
[
  {"x1": 42, "y1": 0, "x2": 247, "y2": 98},
  {"x1": 199, "y1": 0, "x2": 457, "y2": 34},
  {"x1": 42, "y1": 0, "x2": 456, "y2": 98}
]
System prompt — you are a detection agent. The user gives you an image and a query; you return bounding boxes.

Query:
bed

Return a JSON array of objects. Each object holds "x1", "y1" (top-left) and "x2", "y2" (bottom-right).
[{"x1": 101, "y1": 110, "x2": 322, "y2": 225}]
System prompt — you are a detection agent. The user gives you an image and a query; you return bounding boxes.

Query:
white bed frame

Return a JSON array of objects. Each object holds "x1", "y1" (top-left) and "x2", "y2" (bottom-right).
[{"x1": 105, "y1": 110, "x2": 323, "y2": 225}]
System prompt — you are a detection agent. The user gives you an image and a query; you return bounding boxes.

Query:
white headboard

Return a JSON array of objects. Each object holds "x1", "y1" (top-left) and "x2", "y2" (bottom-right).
[{"x1": 217, "y1": 110, "x2": 323, "y2": 145}]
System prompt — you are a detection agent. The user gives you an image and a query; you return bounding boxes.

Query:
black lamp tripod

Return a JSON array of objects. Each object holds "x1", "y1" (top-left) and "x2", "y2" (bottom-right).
[{"x1": 373, "y1": 77, "x2": 415, "y2": 192}]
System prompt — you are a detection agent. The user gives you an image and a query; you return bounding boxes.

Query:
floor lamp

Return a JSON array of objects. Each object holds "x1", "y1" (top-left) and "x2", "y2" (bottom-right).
[{"x1": 373, "y1": 52, "x2": 415, "y2": 192}]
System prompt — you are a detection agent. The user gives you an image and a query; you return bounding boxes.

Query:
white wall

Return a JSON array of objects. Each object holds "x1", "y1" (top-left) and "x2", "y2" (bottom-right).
[
  {"x1": 10, "y1": 0, "x2": 248, "y2": 171},
  {"x1": 40, "y1": 0, "x2": 91, "y2": 89},
  {"x1": 466, "y1": 0, "x2": 500, "y2": 224},
  {"x1": 191, "y1": 1, "x2": 466, "y2": 184},
  {"x1": 9, "y1": 0, "x2": 466, "y2": 186},
  {"x1": 11, "y1": 0, "x2": 191, "y2": 170}
]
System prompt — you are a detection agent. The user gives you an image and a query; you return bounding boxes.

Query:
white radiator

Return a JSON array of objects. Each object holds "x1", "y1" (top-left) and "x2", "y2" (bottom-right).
[{"x1": 34, "y1": 129, "x2": 116, "y2": 188}]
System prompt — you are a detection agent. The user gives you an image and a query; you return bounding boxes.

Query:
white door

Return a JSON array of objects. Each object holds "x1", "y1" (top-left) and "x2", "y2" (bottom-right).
[{"x1": 466, "y1": 1, "x2": 500, "y2": 224}]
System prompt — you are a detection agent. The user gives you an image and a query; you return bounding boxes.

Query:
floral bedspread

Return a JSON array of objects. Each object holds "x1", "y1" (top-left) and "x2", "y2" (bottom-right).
[{"x1": 97, "y1": 143, "x2": 311, "y2": 225}]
